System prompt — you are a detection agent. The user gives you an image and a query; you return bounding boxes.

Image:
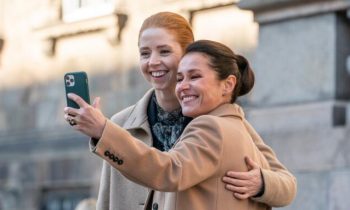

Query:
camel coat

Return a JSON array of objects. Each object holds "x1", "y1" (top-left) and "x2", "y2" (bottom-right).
[{"x1": 91, "y1": 89, "x2": 296, "y2": 210}]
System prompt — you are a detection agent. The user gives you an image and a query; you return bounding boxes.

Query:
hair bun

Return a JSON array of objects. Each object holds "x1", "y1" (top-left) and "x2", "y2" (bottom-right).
[{"x1": 235, "y1": 55, "x2": 255, "y2": 96}]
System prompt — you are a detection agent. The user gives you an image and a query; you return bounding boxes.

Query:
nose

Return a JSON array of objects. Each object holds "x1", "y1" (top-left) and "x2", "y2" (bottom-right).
[
  {"x1": 149, "y1": 53, "x2": 161, "y2": 66},
  {"x1": 176, "y1": 78, "x2": 190, "y2": 92}
]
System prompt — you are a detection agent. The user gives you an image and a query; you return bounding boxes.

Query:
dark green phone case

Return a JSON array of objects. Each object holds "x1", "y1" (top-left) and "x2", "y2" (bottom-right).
[{"x1": 64, "y1": 71, "x2": 90, "y2": 109}]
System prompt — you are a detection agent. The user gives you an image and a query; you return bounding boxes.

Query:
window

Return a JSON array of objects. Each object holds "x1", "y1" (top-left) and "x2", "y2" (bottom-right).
[
  {"x1": 190, "y1": 4, "x2": 258, "y2": 55},
  {"x1": 62, "y1": 0, "x2": 116, "y2": 22}
]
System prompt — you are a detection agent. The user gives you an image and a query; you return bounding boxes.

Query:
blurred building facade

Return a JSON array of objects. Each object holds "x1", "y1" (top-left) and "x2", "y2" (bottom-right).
[{"x1": 0, "y1": 0, "x2": 349, "y2": 210}]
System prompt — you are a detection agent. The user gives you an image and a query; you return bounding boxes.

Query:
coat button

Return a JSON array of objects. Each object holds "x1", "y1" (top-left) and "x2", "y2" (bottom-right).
[
  {"x1": 117, "y1": 159, "x2": 124, "y2": 165},
  {"x1": 104, "y1": 150, "x2": 110, "y2": 157},
  {"x1": 152, "y1": 203, "x2": 158, "y2": 210},
  {"x1": 109, "y1": 153, "x2": 115, "y2": 160}
]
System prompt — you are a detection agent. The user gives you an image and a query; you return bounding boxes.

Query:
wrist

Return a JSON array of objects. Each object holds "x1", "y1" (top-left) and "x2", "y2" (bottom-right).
[
  {"x1": 253, "y1": 169, "x2": 265, "y2": 197},
  {"x1": 95, "y1": 118, "x2": 107, "y2": 139}
]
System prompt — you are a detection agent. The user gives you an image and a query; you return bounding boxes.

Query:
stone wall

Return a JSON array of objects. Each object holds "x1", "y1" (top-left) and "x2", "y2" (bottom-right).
[{"x1": 240, "y1": 0, "x2": 350, "y2": 210}]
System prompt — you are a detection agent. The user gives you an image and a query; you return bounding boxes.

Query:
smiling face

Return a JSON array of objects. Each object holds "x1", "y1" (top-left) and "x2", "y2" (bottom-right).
[
  {"x1": 139, "y1": 28, "x2": 183, "y2": 92},
  {"x1": 176, "y1": 52, "x2": 232, "y2": 118}
]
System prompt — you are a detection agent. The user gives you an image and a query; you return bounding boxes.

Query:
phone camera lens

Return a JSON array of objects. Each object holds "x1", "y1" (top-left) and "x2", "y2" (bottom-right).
[{"x1": 64, "y1": 74, "x2": 75, "y2": 87}]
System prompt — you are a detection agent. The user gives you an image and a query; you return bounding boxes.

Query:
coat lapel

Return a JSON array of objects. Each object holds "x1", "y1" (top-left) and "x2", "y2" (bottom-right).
[{"x1": 123, "y1": 89, "x2": 154, "y2": 146}]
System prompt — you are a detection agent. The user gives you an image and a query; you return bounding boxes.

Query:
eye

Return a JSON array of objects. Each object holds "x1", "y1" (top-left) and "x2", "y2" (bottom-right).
[
  {"x1": 160, "y1": 49, "x2": 171, "y2": 55},
  {"x1": 140, "y1": 51, "x2": 150, "y2": 58},
  {"x1": 176, "y1": 76, "x2": 183, "y2": 83},
  {"x1": 191, "y1": 74, "x2": 201, "y2": 80}
]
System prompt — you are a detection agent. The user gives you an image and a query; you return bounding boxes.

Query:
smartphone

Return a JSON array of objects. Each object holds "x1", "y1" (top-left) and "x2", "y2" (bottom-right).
[{"x1": 64, "y1": 71, "x2": 90, "y2": 109}]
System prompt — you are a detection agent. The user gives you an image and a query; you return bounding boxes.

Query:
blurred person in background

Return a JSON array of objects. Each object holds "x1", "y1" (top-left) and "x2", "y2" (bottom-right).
[{"x1": 64, "y1": 12, "x2": 296, "y2": 210}]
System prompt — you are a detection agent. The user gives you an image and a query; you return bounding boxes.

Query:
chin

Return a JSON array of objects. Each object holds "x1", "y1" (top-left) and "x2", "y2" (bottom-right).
[
  {"x1": 182, "y1": 109, "x2": 198, "y2": 118},
  {"x1": 153, "y1": 84, "x2": 169, "y2": 90},
  {"x1": 182, "y1": 110, "x2": 193, "y2": 117}
]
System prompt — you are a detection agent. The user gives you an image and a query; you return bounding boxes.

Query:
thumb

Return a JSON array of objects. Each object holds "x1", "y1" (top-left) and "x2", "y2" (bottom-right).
[
  {"x1": 92, "y1": 97, "x2": 101, "y2": 109},
  {"x1": 245, "y1": 156, "x2": 259, "y2": 171}
]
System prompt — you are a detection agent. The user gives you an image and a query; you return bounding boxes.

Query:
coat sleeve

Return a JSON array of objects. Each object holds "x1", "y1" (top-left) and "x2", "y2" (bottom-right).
[
  {"x1": 93, "y1": 116, "x2": 223, "y2": 192},
  {"x1": 243, "y1": 119, "x2": 297, "y2": 207}
]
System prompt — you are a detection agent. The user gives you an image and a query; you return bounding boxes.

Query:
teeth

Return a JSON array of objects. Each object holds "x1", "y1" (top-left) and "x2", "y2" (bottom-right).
[
  {"x1": 182, "y1": 95, "x2": 196, "y2": 102},
  {"x1": 151, "y1": 71, "x2": 166, "y2": 77}
]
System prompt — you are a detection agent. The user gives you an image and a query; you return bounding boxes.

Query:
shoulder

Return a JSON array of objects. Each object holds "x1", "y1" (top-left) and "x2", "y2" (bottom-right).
[
  {"x1": 110, "y1": 105, "x2": 136, "y2": 125},
  {"x1": 110, "y1": 89, "x2": 154, "y2": 125},
  {"x1": 193, "y1": 115, "x2": 221, "y2": 125},
  {"x1": 184, "y1": 113, "x2": 245, "y2": 141},
  {"x1": 183, "y1": 115, "x2": 224, "y2": 139},
  {"x1": 189, "y1": 114, "x2": 239, "y2": 130},
  {"x1": 173, "y1": 115, "x2": 224, "y2": 154}
]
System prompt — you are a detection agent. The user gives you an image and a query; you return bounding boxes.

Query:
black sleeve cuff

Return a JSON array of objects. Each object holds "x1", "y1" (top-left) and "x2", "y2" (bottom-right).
[{"x1": 91, "y1": 138, "x2": 100, "y2": 146}]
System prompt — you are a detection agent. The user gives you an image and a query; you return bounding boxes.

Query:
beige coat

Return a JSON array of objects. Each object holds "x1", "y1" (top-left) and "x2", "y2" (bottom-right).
[{"x1": 91, "y1": 89, "x2": 296, "y2": 210}]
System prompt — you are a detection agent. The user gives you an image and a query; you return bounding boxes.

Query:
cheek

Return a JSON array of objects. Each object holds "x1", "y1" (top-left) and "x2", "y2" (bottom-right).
[
  {"x1": 175, "y1": 85, "x2": 181, "y2": 99},
  {"x1": 202, "y1": 84, "x2": 220, "y2": 102},
  {"x1": 168, "y1": 57, "x2": 180, "y2": 71},
  {"x1": 139, "y1": 62, "x2": 151, "y2": 82},
  {"x1": 140, "y1": 61, "x2": 147, "y2": 73}
]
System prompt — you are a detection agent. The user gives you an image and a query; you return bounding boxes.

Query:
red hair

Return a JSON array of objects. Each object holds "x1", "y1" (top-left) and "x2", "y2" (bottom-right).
[{"x1": 138, "y1": 12, "x2": 194, "y2": 52}]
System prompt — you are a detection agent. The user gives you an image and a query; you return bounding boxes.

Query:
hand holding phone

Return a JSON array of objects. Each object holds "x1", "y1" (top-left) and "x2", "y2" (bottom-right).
[
  {"x1": 64, "y1": 71, "x2": 90, "y2": 109},
  {"x1": 63, "y1": 72, "x2": 106, "y2": 138}
]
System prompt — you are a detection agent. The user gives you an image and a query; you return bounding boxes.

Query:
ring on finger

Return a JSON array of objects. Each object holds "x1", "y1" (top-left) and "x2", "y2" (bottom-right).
[
  {"x1": 67, "y1": 116, "x2": 77, "y2": 126},
  {"x1": 69, "y1": 118, "x2": 77, "y2": 126}
]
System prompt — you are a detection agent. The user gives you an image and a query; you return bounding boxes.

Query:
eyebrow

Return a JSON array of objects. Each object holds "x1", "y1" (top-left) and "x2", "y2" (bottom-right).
[
  {"x1": 139, "y1": 45, "x2": 171, "y2": 51},
  {"x1": 178, "y1": 69, "x2": 201, "y2": 74},
  {"x1": 157, "y1": 45, "x2": 171, "y2": 49}
]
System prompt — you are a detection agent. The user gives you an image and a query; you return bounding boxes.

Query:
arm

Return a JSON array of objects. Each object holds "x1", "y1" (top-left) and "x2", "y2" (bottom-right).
[
  {"x1": 93, "y1": 116, "x2": 223, "y2": 191},
  {"x1": 244, "y1": 119, "x2": 297, "y2": 206},
  {"x1": 224, "y1": 118, "x2": 297, "y2": 207}
]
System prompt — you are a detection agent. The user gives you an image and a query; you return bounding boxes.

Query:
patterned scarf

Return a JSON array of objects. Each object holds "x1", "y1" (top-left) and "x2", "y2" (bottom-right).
[{"x1": 148, "y1": 93, "x2": 191, "y2": 151}]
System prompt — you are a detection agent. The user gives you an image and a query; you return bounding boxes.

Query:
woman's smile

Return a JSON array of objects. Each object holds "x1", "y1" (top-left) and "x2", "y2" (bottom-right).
[
  {"x1": 180, "y1": 94, "x2": 198, "y2": 103},
  {"x1": 150, "y1": 70, "x2": 168, "y2": 78}
]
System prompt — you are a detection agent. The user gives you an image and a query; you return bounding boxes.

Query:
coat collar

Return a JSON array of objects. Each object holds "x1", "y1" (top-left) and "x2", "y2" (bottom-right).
[
  {"x1": 123, "y1": 89, "x2": 154, "y2": 131},
  {"x1": 206, "y1": 103, "x2": 244, "y2": 120}
]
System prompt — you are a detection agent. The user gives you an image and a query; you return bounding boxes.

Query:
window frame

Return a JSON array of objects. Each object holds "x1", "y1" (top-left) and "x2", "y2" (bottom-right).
[{"x1": 61, "y1": 0, "x2": 116, "y2": 22}]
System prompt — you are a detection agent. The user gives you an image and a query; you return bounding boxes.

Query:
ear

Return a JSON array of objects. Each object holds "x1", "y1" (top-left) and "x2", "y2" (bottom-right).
[{"x1": 222, "y1": 75, "x2": 236, "y2": 96}]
